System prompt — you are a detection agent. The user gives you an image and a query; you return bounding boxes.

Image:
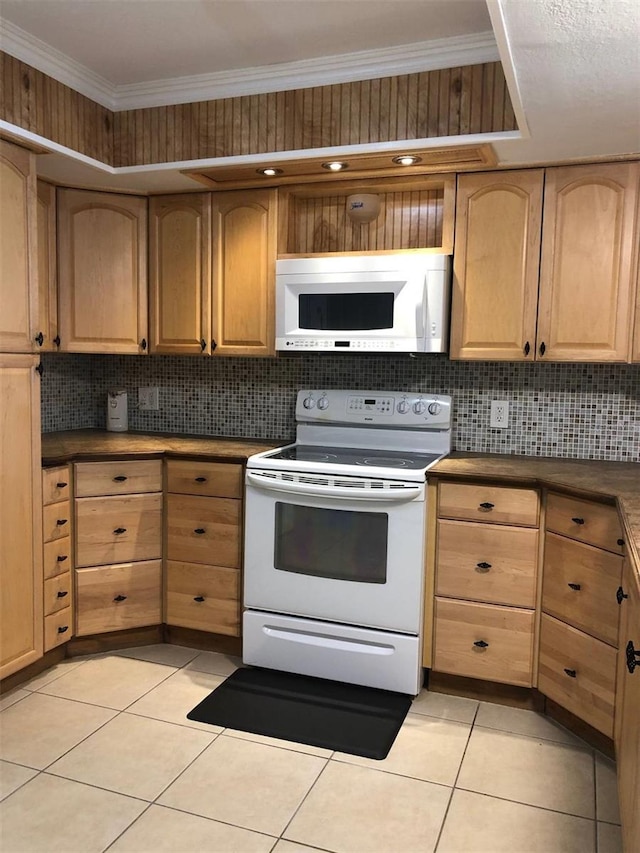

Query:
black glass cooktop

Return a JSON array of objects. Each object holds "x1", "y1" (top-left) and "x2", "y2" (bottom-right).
[{"x1": 264, "y1": 444, "x2": 441, "y2": 470}]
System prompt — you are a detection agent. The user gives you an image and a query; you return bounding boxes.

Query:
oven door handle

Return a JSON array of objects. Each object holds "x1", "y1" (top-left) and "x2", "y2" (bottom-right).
[{"x1": 246, "y1": 471, "x2": 422, "y2": 501}]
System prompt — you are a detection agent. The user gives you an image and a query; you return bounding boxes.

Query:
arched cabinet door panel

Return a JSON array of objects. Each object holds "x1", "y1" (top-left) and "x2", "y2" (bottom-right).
[
  {"x1": 211, "y1": 189, "x2": 277, "y2": 357},
  {"x1": 450, "y1": 169, "x2": 543, "y2": 360},
  {"x1": 537, "y1": 162, "x2": 639, "y2": 362},
  {"x1": 57, "y1": 189, "x2": 148, "y2": 354}
]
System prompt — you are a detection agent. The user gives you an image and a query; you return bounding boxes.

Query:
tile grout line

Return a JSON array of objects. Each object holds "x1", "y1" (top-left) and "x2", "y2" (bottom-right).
[
  {"x1": 100, "y1": 801, "x2": 155, "y2": 853},
  {"x1": 276, "y1": 756, "x2": 335, "y2": 846},
  {"x1": 593, "y1": 751, "x2": 599, "y2": 852},
  {"x1": 432, "y1": 697, "x2": 480, "y2": 852}
]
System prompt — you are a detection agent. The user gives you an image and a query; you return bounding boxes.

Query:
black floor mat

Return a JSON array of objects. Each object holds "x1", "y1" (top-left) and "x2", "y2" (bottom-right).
[{"x1": 187, "y1": 667, "x2": 412, "y2": 760}]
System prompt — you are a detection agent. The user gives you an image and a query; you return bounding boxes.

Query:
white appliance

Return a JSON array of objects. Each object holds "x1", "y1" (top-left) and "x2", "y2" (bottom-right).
[
  {"x1": 106, "y1": 389, "x2": 128, "y2": 432},
  {"x1": 243, "y1": 389, "x2": 452, "y2": 695},
  {"x1": 275, "y1": 253, "x2": 451, "y2": 353}
]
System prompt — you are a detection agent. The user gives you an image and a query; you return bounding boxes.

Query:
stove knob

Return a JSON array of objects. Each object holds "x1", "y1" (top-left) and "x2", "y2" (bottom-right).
[
  {"x1": 397, "y1": 399, "x2": 410, "y2": 414},
  {"x1": 413, "y1": 400, "x2": 427, "y2": 415},
  {"x1": 317, "y1": 397, "x2": 329, "y2": 410},
  {"x1": 428, "y1": 401, "x2": 442, "y2": 416},
  {"x1": 302, "y1": 396, "x2": 315, "y2": 409}
]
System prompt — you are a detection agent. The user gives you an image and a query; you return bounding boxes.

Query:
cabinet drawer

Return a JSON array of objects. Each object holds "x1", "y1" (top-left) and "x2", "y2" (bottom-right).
[
  {"x1": 433, "y1": 598, "x2": 535, "y2": 687},
  {"x1": 75, "y1": 493, "x2": 162, "y2": 568},
  {"x1": 438, "y1": 482, "x2": 539, "y2": 527},
  {"x1": 44, "y1": 572, "x2": 72, "y2": 616},
  {"x1": 166, "y1": 561, "x2": 240, "y2": 636},
  {"x1": 166, "y1": 459, "x2": 243, "y2": 499},
  {"x1": 546, "y1": 493, "x2": 624, "y2": 554},
  {"x1": 42, "y1": 466, "x2": 71, "y2": 505},
  {"x1": 76, "y1": 560, "x2": 162, "y2": 636},
  {"x1": 43, "y1": 501, "x2": 71, "y2": 542},
  {"x1": 44, "y1": 607, "x2": 72, "y2": 651},
  {"x1": 75, "y1": 460, "x2": 162, "y2": 497},
  {"x1": 436, "y1": 520, "x2": 538, "y2": 607},
  {"x1": 43, "y1": 537, "x2": 72, "y2": 580},
  {"x1": 542, "y1": 532, "x2": 622, "y2": 646},
  {"x1": 538, "y1": 613, "x2": 616, "y2": 737},
  {"x1": 166, "y1": 494, "x2": 241, "y2": 568}
]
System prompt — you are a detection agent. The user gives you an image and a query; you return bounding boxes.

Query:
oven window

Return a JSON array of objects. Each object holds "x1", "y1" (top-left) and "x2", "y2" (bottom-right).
[
  {"x1": 274, "y1": 503, "x2": 388, "y2": 583},
  {"x1": 298, "y1": 292, "x2": 394, "y2": 331}
]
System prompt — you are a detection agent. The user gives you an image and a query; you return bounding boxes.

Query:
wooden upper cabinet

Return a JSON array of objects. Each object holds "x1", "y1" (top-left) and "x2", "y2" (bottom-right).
[
  {"x1": 149, "y1": 193, "x2": 212, "y2": 355},
  {"x1": 57, "y1": 189, "x2": 148, "y2": 353},
  {"x1": 538, "y1": 162, "x2": 640, "y2": 362},
  {"x1": 632, "y1": 235, "x2": 640, "y2": 363},
  {"x1": 211, "y1": 189, "x2": 277, "y2": 357},
  {"x1": 0, "y1": 140, "x2": 38, "y2": 353},
  {"x1": 36, "y1": 181, "x2": 58, "y2": 351},
  {"x1": 0, "y1": 353, "x2": 43, "y2": 679},
  {"x1": 450, "y1": 170, "x2": 543, "y2": 360}
]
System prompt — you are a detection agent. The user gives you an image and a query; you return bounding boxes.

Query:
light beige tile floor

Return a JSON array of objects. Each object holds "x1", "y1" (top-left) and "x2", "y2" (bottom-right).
[{"x1": 0, "y1": 645, "x2": 623, "y2": 853}]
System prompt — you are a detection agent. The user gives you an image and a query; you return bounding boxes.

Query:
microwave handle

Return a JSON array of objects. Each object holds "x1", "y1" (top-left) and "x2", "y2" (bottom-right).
[{"x1": 246, "y1": 471, "x2": 422, "y2": 502}]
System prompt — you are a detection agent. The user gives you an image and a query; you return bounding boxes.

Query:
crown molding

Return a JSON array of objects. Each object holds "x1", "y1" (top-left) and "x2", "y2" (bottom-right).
[
  {"x1": 0, "y1": 18, "x2": 117, "y2": 109},
  {"x1": 114, "y1": 32, "x2": 499, "y2": 110},
  {"x1": 0, "y1": 19, "x2": 498, "y2": 112}
]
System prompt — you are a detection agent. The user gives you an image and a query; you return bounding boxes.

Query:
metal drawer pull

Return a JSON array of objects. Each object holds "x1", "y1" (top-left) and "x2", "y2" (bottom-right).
[
  {"x1": 617, "y1": 538, "x2": 625, "y2": 547},
  {"x1": 475, "y1": 562, "x2": 492, "y2": 572},
  {"x1": 56, "y1": 518, "x2": 68, "y2": 526},
  {"x1": 567, "y1": 583, "x2": 581, "y2": 591},
  {"x1": 193, "y1": 595, "x2": 205, "y2": 602},
  {"x1": 571, "y1": 517, "x2": 585, "y2": 525},
  {"x1": 56, "y1": 481, "x2": 68, "y2": 489},
  {"x1": 195, "y1": 477, "x2": 207, "y2": 482},
  {"x1": 114, "y1": 594, "x2": 127, "y2": 602},
  {"x1": 617, "y1": 586, "x2": 628, "y2": 605},
  {"x1": 563, "y1": 668, "x2": 577, "y2": 678},
  {"x1": 57, "y1": 625, "x2": 69, "y2": 634},
  {"x1": 473, "y1": 640, "x2": 489, "y2": 648},
  {"x1": 113, "y1": 527, "x2": 127, "y2": 535},
  {"x1": 194, "y1": 528, "x2": 206, "y2": 534},
  {"x1": 56, "y1": 590, "x2": 68, "y2": 598},
  {"x1": 626, "y1": 641, "x2": 640, "y2": 674},
  {"x1": 113, "y1": 475, "x2": 128, "y2": 482},
  {"x1": 478, "y1": 502, "x2": 494, "y2": 511},
  {"x1": 57, "y1": 555, "x2": 68, "y2": 562}
]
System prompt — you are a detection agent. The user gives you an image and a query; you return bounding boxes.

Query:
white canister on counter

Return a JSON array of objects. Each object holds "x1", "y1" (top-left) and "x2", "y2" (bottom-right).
[{"x1": 107, "y1": 389, "x2": 128, "y2": 432}]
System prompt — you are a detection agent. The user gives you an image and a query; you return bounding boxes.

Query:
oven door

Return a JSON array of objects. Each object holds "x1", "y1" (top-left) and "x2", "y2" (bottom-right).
[{"x1": 243, "y1": 471, "x2": 426, "y2": 634}]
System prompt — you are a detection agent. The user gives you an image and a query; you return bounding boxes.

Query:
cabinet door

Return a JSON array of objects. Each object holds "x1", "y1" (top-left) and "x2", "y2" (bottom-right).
[
  {"x1": 0, "y1": 140, "x2": 38, "y2": 353},
  {"x1": 149, "y1": 193, "x2": 211, "y2": 354},
  {"x1": 37, "y1": 181, "x2": 59, "y2": 351},
  {"x1": 211, "y1": 189, "x2": 276, "y2": 356},
  {"x1": 57, "y1": 189, "x2": 148, "y2": 353},
  {"x1": 0, "y1": 354, "x2": 43, "y2": 679},
  {"x1": 538, "y1": 162, "x2": 639, "y2": 361},
  {"x1": 450, "y1": 170, "x2": 543, "y2": 360},
  {"x1": 632, "y1": 242, "x2": 640, "y2": 363},
  {"x1": 616, "y1": 560, "x2": 640, "y2": 852}
]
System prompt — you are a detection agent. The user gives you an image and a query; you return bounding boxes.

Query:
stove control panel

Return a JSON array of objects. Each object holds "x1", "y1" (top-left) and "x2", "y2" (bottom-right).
[{"x1": 296, "y1": 390, "x2": 452, "y2": 429}]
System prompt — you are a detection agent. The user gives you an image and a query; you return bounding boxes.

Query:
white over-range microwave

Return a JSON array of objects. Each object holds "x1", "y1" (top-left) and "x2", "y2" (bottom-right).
[{"x1": 275, "y1": 253, "x2": 451, "y2": 353}]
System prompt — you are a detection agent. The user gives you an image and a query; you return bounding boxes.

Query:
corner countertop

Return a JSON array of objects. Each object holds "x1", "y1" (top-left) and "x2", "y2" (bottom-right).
[
  {"x1": 41, "y1": 429, "x2": 283, "y2": 467},
  {"x1": 430, "y1": 452, "x2": 640, "y2": 576}
]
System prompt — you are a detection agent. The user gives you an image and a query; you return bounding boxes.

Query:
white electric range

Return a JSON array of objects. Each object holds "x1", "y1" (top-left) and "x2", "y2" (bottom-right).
[{"x1": 243, "y1": 389, "x2": 452, "y2": 694}]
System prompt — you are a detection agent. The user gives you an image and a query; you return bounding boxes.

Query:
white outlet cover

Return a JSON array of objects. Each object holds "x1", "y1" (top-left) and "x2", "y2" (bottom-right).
[{"x1": 490, "y1": 400, "x2": 509, "y2": 429}]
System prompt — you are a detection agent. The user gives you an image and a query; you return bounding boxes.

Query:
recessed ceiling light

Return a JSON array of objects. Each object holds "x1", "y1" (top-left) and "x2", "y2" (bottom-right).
[
  {"x1": 256, "y1": 167, "x2": 283, "y2": 176},
  {"x1": 321, "y1": 161, "x2": 348, "y2": 172},
  {"x1": 392, "y1": 155, "x2": 422, "y2": 166}
]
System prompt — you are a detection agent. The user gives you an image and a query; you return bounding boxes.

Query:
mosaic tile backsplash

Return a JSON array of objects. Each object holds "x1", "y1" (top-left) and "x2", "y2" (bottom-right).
[{"x1": 41, "y1": 354, "x2": 640, "y2": 462}]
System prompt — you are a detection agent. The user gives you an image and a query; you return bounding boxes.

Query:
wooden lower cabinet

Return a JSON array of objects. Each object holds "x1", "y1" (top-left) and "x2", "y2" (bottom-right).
[
  {"x1": 615, "y1": 561, "x2": 640, "y2": 852},
  {"x1": 438, "y1": 482, "x2": 539, "y2": 526},
  {"x1": 166, "y1": 493, "x2": 241, "y2": 568},
  {"x1": 76, "y1": 561, "x2": 162, "y2": 636},
  {"x1": 165, "y1": 561, "x2": 240, "y2": 635},
  {"x1": 538, "y1": 613, "x2": 616, "y2": 736},
  {"x1": 44, "y1": 608, "x2": 73, "y2": 651},
  {"x1": 0, "y1": 354, "x2": 42, "y2": 679},
  {"x1": 433, "y1": 598, "x2": 535, "y2": 687},
  {"x1": 42, "y1": 465, "x2": 74, "y2": 652},
  {"x1": 75, "y1": 493, "x2": 162, "y2": 567}
]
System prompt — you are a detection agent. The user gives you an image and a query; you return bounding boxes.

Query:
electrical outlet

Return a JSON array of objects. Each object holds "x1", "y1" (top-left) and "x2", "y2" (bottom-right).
[
  {"x1": 138, "y1": 387, "x2": 159, "y2": 411},
  {"x1": 490, "y1": 400, "x2": 509, "y2": 429}
]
